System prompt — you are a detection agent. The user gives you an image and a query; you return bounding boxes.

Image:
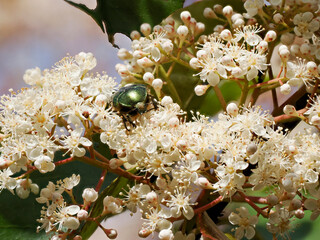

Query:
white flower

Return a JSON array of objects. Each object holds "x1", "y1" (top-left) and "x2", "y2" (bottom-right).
[
  {"x1": 266, "y1": 206, "x2": 292, "y2": 235},
  {"x1": 293, "y1": 12, "x2": 319, "y2": 39},
  {"x1": 244, "y1": 0, "x2": 264, "y2": 17},
  {"x1": 0, "y1": 169, "x2": 17, "y2": 194},
  {"x1": 61, "y1": 128, "x2": 92, "y2": 157},
  {"x1": 75, "y1": 52, "x2": 97, "y2": 71},
  {"x1": 82, "y1": 188, "x2": 98, "y2": 203},
  {"x1": 234, "y1": 25, "x2": 263, "y2": 46},
  {"x1": 229, "y1": 206, "x2": 258, "y2": 239},
  {"x1": 166, "y1": 187, "x2": 194, "y2": 220},
  {"x1": 63, "y1": 174, "x2": 81, "y2": 190}
]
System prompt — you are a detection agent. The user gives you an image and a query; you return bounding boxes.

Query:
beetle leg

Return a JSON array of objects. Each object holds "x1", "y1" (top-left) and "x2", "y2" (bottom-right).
[{"x1": 126, "y1": 114, "x2": 136, "y2": 129}]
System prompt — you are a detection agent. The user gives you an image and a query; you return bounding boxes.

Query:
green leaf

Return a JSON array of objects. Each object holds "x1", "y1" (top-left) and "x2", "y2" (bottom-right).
[
  {"x1": 0, "y1": 150, "x2": 117, "y2": 239},
  {"x1": 64, "y1": 0, "x2": 185, "y2": 47}
]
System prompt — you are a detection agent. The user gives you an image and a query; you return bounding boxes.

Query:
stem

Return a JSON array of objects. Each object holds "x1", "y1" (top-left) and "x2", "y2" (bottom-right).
[
  {"x1": 78, "y1": 156, "x2": 150, "y2": 185},
  {"x1": 237, "y1": 191, "x2": 268, "y2": 218},
  {"x1": 213, "y1": 86, "x2": 227, "y2": 111},
  {"x1": 239, "y1": 80, "x2": 249, "y2": 107},
  {"x1": 250, "y1": 77, "x2": 284, "y2": 89},
  {"x1": 194, "y1": 195, "x2": 223, "y2": 215},
  {"x1": 169, "y1": 55, "x2": 194, "y2": 70},
  {"x1": 65, "y1": 189, "x2": 77, "y2": 204},
  {"x1": 274, "y1": 108, "x2": 307, "y2": 123},
  {"x1": 95, "y1": 169, "x2": 107, "y2": 192},
  {"x1": 158, "y1": 65, "x2": 182, "y2": 106},
  {"x1": 55, "y1": 157, "x2": 74, "y2": 166}
]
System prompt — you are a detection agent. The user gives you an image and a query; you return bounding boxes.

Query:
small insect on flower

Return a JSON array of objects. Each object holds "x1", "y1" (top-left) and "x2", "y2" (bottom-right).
[{"x1": 112, "y1": 84, "x2": 157, "y2": 130}]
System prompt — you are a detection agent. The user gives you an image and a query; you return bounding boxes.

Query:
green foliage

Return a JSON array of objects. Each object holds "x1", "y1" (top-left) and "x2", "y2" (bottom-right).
[
  {"x1": 0, "y1": 151, "x2": 117, "y2": 240},
  {"x1": 64, "y1": 0, "x2": 185, "y2": 46}
]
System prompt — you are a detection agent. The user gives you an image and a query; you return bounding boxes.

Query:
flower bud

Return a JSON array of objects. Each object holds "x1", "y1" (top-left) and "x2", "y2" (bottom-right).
[
  {"x1": 196, "y1": 49, "x2": 207, "y2": 58},
  {"x1": 307, "y1": 61, "x2": 318, "y2": 74},
  {"x1": 290, "y1": 44, "x2": 300, "y2": 56},
  {"x1": 220, "y1": 29, "x2": 232, "y2": 41},
  {"x1": 161, "y1": 96, "x2": 173, "y2": 106},
  {"x1": 300, "y1": 43, "x2": 311, "y2": 55},
  {"x1": 137, "y1": 57, "x2": 154, "y2": 68},
  {"x1": 106, "y1": 229, "x2": 117, "y2": 239},
  {"x1": 287, "y1": 145, "x2": 298, "y2": 155},
  {"x1": 143, "y1": 72, "x2": 154, "y2": 84},
  {"x1": 310, "y1": 115, "x2": 320, "y2": 125},
  {"x1": 290, "y1": 199, "x2": 302, "y2": 210},
  {"x1": 283, "y1": 105, "x2": 297, "y2": 116},
  {"x1": 165, "y1": 16, "x2": 175, "y2": 26},
  {"x1": 280, "y1": 83, "x2": 291, "y2": 95},
  {"x1": 146, "y1": 191, "x2": 158, "y2": 205},
  {"x1": 177, "y1": 25, "x2": 189, "y2": 39},
  {"x1": 226, "y1": 102, "x2": 238, "y2": 117},
  {"x1": 189, "y1": 57, "x2": 201, "y2": 69},
  {"x1": 133, "y1": 50, "x2": 146, "y2": 59},
  {"x1": 279, "y1": 48, "x2": 290, "y2": 61},
  {"x1": 130, "y1": 30, "x2": 141, "y2": 40},
  {"x1": 156, "y1": 177, "x2": 167, "y2": 189},
  {"x1": 152, "y1": 78, "x2": 163, "y2": 91},
  {"x1": 213, "y1": 25, "x2": 224, "y2": 33},
  {"x1": 140, "y1": 23, "x2": 151, "y2": 36},
  {"x1": 94, "y1": 94, "x2": 107, "y2": 107},
  {"x1": 139, "y1": 229, "x2": 152, "y2": 238},
  {"x1": 168, "y1": 117, "x2": 179, "y2": 127},
  {"x1": 77, "y1": 209, "x2": 88, "y2": 220},
  {"x1": 213, "y1": 4, "x2": 223, "y2": 14},
  {"x1": 110, "y1": 158, "x2": 123, "y2": 169},
  {"x1": 233, "y1": 18, "x2": 245, "y2": 28},
  {"x1": 257, "y1": 40, "x2": 268, "y2": 53},
  {"x1": 82, "y1": 188, "x2": 98, "y2": 203},
  {"x1": 264, "y1": 30, "x2": 277, "y2": 42},
  {"x1": 176, "y1": 140, "x2": 187, "y2": 150},
  {"x1": 159, "y1": 229, "x2": 174, "y2": 240},
  {"x1": 273, "y1": 13, "x2": 283, "y2": 23},
  {"x1": 246, "y1": 143, "x2": 257, "y2": 155},
  {"x1": 196, "y1": 177, "x2": 214, "y2": 189},
  {"x1": 203, "y1": 7, "x2": 216, "y2": 18},
  {"x1": 282, "y1": 178, "x2": 294, "y2": 192},
  {"x1": 295, "y1": 209, "x2": 305, "y2": 219},
  {"x1": 280, "y1": 33, "x2": 295, "y2": 45},
  {"x1": 195, "y1": 22, "x2": 205, "y2": 35},
  {"x1": 162, "y1": 41, "x2": 173, "y2": 53},
  {"x1": 117, "y1": 48, "x2": 132, "y2": 60},
  {"x1": 194, "y1": 85, "x2": 209, "y2": 96},
  {"x1": 153, "y1": 25, "x2": 163, "y2": 33},
  {"x1": 222, "y1": 5, "x2": 233, "y2": 17},
  {"x1": 180, "y1": 11, "x2": 191, "y2": 25},
  {"x1": 73, "y1": 235, "x2": 82, "y2": 240},
  {"x1": 267, "y1": 195, "x2": 279, "y2": 206}
]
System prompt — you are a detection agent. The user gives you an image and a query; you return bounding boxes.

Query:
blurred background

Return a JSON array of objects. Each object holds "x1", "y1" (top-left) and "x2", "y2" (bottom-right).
[{"x1": 0, "y1": 0, "x2": 197, "y2": 94}]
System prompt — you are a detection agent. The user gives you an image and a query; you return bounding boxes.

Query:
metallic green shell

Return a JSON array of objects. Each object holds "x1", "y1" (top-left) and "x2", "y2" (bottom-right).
[{"x1": 112, "y1": 84, "x2": 148, "y2": 110}]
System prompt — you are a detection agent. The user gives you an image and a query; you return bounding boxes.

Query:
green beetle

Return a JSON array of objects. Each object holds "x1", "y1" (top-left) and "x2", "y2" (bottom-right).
[{"x1": 112, "y1": 84, "x2": 157, "y2": 129}]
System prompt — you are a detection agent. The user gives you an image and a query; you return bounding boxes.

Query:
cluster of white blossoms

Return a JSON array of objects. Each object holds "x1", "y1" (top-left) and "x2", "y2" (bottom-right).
[
  {"x1": 3, "y1": 0, "x2": 320, "y2": 239},
  {"x1": 0, "y1": 52, "x2": 117, "y2": 197},
  {"x1": 190, "y1": 25, "x2": 271, "y2": 95}
]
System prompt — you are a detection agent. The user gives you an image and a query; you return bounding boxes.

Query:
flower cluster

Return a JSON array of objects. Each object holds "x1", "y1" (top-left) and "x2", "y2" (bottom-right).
[{"x1": 3, "y1": 0, "x2": 320, "y2": 239}]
